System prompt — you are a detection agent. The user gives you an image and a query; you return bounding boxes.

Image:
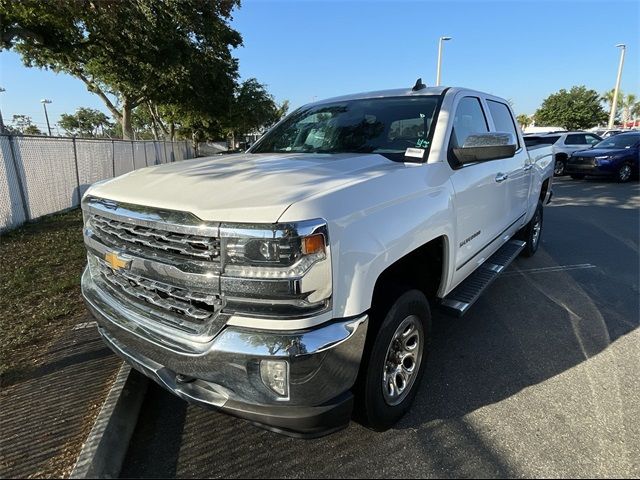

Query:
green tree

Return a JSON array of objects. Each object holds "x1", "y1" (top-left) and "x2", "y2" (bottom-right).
[
  {"x1": 58, "y1": 107, "x2": 111, "y2": 137},
  {"x1": 9, "y1": 114, "x2": 41, "y2": 134},
  {"x1": 601, "y1": 88, "x2": 624, "y2": 121},
  {"x1": 2, "y1": 0, "x2": 241, "y2": 139},
  {"x1": 534, "y1": 86, "x2": 607, "y2": 130},
  {"x1": 621, "y1": 93, "x2": 639, "y2": 126},
  {"x1": 516, "y1": 114, "x2": 532, "y2": 128},
  {"x1": 226, "y1": 78, "x2": 288, "y2": 148}
]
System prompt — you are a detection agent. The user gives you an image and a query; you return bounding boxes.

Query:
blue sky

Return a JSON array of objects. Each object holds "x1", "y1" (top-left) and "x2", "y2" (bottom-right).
[{"x1": 1, "y1": 0, "x2": 638, "y2": 132}]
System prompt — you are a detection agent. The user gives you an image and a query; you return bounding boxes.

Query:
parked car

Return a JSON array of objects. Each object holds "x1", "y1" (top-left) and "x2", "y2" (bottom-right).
[
  {"x1": 566, "y1": 131, "x2": 640, "y2": 182},
  {"x1": 592, "y1": 129, "x2": 625, "y2": 139},
  {"x1": 81, "y1": 84, "x2": 554, "y2": 437},
  {"x1": 523, "y1": 131, "x2": 602, "y2": 176}
]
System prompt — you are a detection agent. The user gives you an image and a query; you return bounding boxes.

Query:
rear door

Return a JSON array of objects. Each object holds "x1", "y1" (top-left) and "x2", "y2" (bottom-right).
[{"x1": 485, "y1": 99, "x2": 530, "y2": 227}]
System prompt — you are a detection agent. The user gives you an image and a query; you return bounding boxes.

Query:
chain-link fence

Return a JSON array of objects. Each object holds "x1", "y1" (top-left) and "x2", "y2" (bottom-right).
[{"x1": 0, "y1": 134, "x2": 193, "y2": 232}]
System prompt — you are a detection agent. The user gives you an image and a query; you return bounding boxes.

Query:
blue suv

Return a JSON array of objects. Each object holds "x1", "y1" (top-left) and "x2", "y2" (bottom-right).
[{"x1": 566, "y1": 132, "x2": 640, "y2": 182}]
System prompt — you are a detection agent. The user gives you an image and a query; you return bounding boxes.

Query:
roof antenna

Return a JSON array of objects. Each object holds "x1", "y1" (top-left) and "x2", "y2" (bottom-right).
[{"x1": 412, "y1": 78, "x2": 427, "y2": 91}]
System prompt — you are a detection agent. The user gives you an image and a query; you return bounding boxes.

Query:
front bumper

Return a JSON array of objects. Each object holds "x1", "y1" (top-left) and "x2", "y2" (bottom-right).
[{"x1": 82, "y1": 268, "x2": 368, "y2": 437}]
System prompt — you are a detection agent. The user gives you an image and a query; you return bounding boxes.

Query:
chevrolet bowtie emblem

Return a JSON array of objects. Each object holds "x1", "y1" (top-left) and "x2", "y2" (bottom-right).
[{"x1": 105, "y1": 251, "x2": 131, "y2": 270}]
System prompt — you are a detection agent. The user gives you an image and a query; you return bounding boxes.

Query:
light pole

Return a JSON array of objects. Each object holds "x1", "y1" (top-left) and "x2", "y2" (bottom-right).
[
  {"x1": 608, "y1": 44, "x2": 626, "y2": 129},
  {"x1": 436, "y1": 36, "x2": 452, "y2": 87},
  {"x1": 41, "y1": 98, "x2": 53, "y2": 136},
  {"x1": 0, "y1": 87, "x2": 5, "y2": 134}
]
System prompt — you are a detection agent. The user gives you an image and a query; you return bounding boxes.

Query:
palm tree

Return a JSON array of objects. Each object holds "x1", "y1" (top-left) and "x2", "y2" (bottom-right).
[
  {"x1": 516, "y1": 114, "x2": 532, "y2": 129},
  {"x1": 601, "y1": 89, "x2": 624, "y2": 121},
  {"x1": 621, "y1": 93, "x2": 638, "y2": 126}
]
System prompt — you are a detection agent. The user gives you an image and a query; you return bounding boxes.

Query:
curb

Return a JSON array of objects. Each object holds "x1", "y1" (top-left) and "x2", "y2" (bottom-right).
[{"x1": 70, "y1": 363, "x2": 149, "y2": 479}]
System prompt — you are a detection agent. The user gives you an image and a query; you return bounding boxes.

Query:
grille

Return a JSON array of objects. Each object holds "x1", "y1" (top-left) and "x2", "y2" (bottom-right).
[
  {"x1": 574, "y1": 157, "x2": 595, "y2": 165},
  {"x1": 90, "y1": 214, "x2": 220, "y2": 261},
  {"x1": 96, "y1": 260, "x2": 222, "y2": 324}
]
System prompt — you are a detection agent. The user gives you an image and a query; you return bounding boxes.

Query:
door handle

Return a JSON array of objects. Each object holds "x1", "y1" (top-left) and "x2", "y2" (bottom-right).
[
  {"x1": 523, "y1": 164, "x2": 533, "y2": 171},
  {"x1": 495, "y1": 173, "x2": 509, "y2": 183}
]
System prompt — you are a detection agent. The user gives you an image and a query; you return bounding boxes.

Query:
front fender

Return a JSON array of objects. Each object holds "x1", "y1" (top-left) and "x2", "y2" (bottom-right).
[{"x1": 280, "y1": 162, "x2": 456, "y2": 318}]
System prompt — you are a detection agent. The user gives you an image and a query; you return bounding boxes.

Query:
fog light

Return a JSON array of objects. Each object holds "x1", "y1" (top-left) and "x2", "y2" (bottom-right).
[{"x1": 260, "y1": 359, "x2": 289, "y2": 399}]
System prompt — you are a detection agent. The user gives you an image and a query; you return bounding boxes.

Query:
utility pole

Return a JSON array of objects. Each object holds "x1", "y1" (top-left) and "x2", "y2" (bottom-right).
[
  {"x1": 608, "y1": 44, "x2": 626, "y2": 129},
  {"x1": 0, "y1": 87, "x2": 5, "y2": 133},
  {"x1": 41, "y1": 98, "x2": 53, "y2": 136}
]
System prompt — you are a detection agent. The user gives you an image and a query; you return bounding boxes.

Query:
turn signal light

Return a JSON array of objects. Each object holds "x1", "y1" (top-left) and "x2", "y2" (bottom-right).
[{"x1": 302, "y1": 234, "x2": 325, "y2": 255}]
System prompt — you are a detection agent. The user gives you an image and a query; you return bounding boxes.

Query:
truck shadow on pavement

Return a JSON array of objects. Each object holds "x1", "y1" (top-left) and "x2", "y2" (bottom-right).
[{"x1": 121, "y1": 182, "x2": 639, "y2": 478}]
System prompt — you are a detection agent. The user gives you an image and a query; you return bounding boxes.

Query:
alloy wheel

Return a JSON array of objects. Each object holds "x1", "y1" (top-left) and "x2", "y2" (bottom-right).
[{"x1": 382, "y1": 315, "x2": 424, "y2": 406}]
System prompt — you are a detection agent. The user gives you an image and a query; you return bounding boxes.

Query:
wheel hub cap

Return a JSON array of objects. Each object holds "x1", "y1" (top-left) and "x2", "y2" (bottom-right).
[
  {"x1": 382, "y1": 315, "x2": 424, "y2": 406},
  {"x1": 620, "y1": 165, "x2": 631, "y2": 181}
]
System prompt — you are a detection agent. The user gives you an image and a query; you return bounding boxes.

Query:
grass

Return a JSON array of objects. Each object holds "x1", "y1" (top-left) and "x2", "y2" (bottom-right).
[{"x1": 0, "y1": 209, "x2": 87, "y2": 385}]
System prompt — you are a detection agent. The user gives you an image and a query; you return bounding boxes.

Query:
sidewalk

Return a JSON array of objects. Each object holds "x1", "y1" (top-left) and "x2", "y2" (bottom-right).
[{"x1": 0, "y1": 319, "x2": 121, "y2": 478}]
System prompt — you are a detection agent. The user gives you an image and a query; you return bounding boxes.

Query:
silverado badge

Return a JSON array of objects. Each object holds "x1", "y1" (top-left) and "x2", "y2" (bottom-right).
[{"x1": 105, "y1": 251, "x2": 131, "y2": 270}]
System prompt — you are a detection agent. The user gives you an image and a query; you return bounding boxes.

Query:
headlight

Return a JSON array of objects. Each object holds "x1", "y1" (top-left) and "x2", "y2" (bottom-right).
[{"x1": 219, "y1": 219, "x2": 332, "y2": 318}]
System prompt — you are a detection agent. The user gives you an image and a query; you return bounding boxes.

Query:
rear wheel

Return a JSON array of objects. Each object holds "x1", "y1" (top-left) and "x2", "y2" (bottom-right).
[
  {"x1": 570, "y1": 174, "x2": 585, "y2": 180},
  {"x1": 355, "y1": 289, "x2": 431, "y2": 431},
  {"x1": 617, "y1": 163, "x2": 632, "y2": 183},
  {"x1": 518, "y1": 201, "x2": 543, "y2": 257},
  {"x1": 554, "y1": 158, "x2": 565, "y2": 176}
]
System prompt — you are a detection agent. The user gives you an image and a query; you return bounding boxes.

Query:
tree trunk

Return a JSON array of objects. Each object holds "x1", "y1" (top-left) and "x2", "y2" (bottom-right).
[
  {"x1": 169, "y1": 122, "x2": 175, "y2": 142},
  {"x1": 121, "y1": 99, "x2": 134, "y2": 140}
]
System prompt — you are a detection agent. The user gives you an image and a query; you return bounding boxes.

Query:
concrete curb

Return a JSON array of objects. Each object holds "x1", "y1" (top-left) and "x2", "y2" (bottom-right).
[{"x1": 70, "y1": 363, "x2": 149, "y2": 479}]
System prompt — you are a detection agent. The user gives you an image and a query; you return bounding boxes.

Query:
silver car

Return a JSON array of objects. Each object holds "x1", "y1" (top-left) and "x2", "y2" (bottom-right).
[{"x1": 523, "y1": 131, "x2": 602, "y2": 176}]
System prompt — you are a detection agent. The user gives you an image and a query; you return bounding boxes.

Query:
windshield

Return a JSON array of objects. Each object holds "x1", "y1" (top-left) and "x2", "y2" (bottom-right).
[
  {"x1": 594, "y1": 134, "x2": 639, "y2": 149},
  {"x1": 251, "y1": 96, "x2": 441, "y2": 161}
]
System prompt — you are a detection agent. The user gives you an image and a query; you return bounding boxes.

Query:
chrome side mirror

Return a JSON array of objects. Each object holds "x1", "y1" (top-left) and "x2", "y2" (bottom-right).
[{"x1": 453, "y1": 132, "x2": 517, "y2": 164}]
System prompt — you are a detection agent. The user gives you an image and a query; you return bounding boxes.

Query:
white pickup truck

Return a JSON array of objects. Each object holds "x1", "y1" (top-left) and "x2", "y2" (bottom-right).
[{"x1": 81, "y1": 83, "x2": 554, "y2": 437}]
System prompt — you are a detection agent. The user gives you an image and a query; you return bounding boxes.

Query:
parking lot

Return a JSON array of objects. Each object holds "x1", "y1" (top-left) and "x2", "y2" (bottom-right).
[{"x1": 118, "y1": 177, "x2": 639, "y2": 479}]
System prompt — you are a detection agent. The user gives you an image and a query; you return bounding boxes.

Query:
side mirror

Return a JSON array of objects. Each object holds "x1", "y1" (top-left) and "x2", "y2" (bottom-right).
[{"x1": 452, "y1": 132, "x2": 517, "y2": 164}]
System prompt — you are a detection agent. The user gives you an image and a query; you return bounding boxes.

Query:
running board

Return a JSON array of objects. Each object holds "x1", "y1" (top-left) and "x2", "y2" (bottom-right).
[{"x1": 440, "y1": 240, "x2": 526, "y2": 317}]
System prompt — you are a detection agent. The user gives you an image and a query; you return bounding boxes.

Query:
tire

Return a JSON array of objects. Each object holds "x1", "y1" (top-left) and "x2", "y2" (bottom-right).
[
  {"x1": 616, "y1": 163, "x2": 632, "y2": 183},
  {"x1": 554, "y1": 158, "x2": 565, "y2": 176},
  {"x1": 519, "y1": 201, "x2": 543, "y2": 257},
  {"x1": 355, "y1": 289, "x2": 431, "y2": 431},
  {"x1": 570, "y1": 174, "x2": 585, "y2": 180}
]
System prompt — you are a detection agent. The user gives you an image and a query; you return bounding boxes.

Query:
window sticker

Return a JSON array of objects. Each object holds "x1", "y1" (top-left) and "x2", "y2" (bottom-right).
[
  {"x1": 415, "y1": 139, "x2": 430, "y2": 148},
  {"x1": 405, "y1": 148, "x2": 425, "y2": 159}
]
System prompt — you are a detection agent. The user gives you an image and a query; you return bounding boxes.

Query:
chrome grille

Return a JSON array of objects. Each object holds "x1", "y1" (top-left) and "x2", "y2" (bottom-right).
[
  {"x1": 90, "y1": 214, "x2": 220, "y2": 261},
  {"x1": 96, "y1": 260, "x2": 222, "y2": 324}
]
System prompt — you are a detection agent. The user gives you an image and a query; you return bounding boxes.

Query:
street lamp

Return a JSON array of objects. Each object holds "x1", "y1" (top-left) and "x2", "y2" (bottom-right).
[
  {"x1": 436, "y1": 36, "x2": 452, "y2": 87},
  {"x1": 41, "y1": 98, "x2": 53, "y2": 136},
  {"x1": 608, "y1": 43, "x2": 626, "y2": 129}
]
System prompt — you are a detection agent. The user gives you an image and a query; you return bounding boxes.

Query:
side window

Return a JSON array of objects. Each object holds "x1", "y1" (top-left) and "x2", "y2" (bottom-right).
[
  {"x1": 450, "y1": 97, "x2": 489, "y2": 149},
  {"x1": 585, "y1": 134, "x2": 601, "y2": 146},
  {"x1": 565, "y1": 134, "x2": 586, "y2": 145},
  {"x1": 487, "y1": 99, "x2": 520, "y2": 148}
]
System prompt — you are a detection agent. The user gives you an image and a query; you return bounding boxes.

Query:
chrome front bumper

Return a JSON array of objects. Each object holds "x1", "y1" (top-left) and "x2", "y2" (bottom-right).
[{"x1": 82, "y1": 268, "x2": 368, "y2": 436}]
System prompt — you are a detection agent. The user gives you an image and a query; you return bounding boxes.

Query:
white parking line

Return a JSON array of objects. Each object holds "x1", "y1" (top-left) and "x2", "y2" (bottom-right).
[{"x1": 503, "y1": 264, "x2": 596, "y2": 277}]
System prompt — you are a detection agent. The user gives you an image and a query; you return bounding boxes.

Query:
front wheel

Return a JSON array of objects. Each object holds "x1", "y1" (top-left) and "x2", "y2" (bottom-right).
[
  {"x1": 355, "y1": 290, "x2": 431, "y2": 431},
  {"x1": 518, "y1": 201, "x2": 543, "y2": 257},
  {"x1": 617, "y1": 163, "x2": 632, "y2": 183},
  {"x1": 554, "y1": 159, "x2": 565, "y2": 176}
]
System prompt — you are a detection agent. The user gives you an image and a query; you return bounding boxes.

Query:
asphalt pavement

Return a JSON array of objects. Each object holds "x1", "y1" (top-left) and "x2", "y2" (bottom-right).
[{"x1": 120, "y1": 177, "x2": 640, "y2": 479}]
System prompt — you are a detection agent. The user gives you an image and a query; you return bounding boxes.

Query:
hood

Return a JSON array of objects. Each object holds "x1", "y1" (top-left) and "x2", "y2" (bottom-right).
[{"x1": 87, "y1": 152, "x2": 398, "y2": 223}]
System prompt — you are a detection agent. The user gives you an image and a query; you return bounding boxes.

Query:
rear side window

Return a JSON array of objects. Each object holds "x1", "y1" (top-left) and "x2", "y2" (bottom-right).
[
  {"x1": 585, "y1": 134, "x2": 601, "y2": 145},
  {"x1": 524, "y1": 135, "x2": 560, "y2": 147},
  {"x1": 565, "y1": 134, "x2": 586, "y2": 145},
  {"x1": 450, "y1": 97, "x2": 489, "y2": 148},
  {"x1": 487, "y1": 100, "x2": 519, "y2": 148}
]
